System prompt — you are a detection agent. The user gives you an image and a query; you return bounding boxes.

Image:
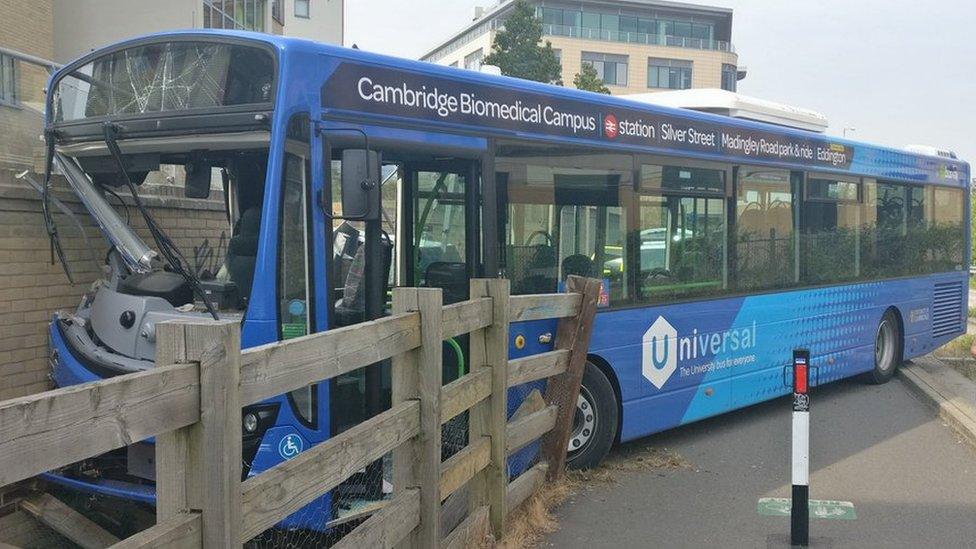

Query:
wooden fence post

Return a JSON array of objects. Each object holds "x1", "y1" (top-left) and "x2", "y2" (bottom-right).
[
  {"x1": 392, "y1": 288, "x2": 443, "y2": 548},
  {"x1": 469, "y1": 278, "x2": 510, "y2": 539},
  {"x1": 155, "y1": 320, "x2": 194, "y2": 524},
  {"x1": 155, "y1": 319, "x2": 242, "y2": 547},
  {"x1": 465, "y1": 283, "x2": 488, "y2": 518},
  {"x1": 541, "y1": 276, "x2": 601, "y2": 480}
]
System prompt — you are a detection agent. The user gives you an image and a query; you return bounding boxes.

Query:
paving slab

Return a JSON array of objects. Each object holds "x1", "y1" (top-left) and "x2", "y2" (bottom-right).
[{"x1": 546, "y1": 377, "x2": 976, "y2": 548}]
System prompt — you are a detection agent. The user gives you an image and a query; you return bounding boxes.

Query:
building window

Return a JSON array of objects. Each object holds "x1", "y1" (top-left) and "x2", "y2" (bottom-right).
[
  {"x1": 582, "y1": 52, "x2": 628, "y2": 87},
  {"x1": 0, "y1": 54, "x2": 16, "y2": 106},
  {"x1": 449, "y1": 61, "x2": 458, "y2": 68},
  {"x1": 203, "y1": 0, "x2": 266, "y2": 32},
  {"x1": 294, "y1": 0, "x2": 309, "y2": 18},
  {"x1": 537, "y1": 7, "x2": 715, "y2": 46},
  {"x1": 271, "y1": 0, "x2": 283, "y2": 23},
  {"x1": 722, "y1": 64, "x2": 737, "y2": 92},
  {"x1": 648, "y1": 58, "x2": 692, "y2": 90},
  {"x1": 464, "y1": 49, "x2": 484, "y2": 71}
]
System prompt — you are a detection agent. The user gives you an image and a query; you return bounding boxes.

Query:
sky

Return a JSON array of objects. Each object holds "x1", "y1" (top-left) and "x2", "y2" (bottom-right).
[{"x1": 346, "y1": 0, "x2": 976, "y2": 166}]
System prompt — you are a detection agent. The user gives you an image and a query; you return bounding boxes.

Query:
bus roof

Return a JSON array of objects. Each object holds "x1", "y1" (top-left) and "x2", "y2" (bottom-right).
[{"x1": 52, "y1": 29, "x2": 970, "y2": 187}]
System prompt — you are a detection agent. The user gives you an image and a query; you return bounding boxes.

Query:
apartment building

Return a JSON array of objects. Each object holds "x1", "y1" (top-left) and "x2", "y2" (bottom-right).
[{"x1": 422, "y1": 0, "x2": 744, "y2": 96}]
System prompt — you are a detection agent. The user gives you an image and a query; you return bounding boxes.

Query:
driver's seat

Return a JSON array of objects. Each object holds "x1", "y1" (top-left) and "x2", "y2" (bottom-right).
[
  {"x1": 226, "y1": 208, "x2": 261, "y2": 304},
  {"x1": 561, "y1": 254, "x2": 595, "y2": 280}
]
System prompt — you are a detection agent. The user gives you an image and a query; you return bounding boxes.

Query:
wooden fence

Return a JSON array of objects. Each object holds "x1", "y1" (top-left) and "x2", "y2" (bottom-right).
[{"x1": 0, "y1": 276, "x2": 600, "y2": 548}]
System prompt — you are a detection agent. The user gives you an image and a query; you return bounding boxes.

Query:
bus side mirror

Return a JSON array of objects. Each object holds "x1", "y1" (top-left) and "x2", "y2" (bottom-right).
[{"x1": 340, "y1": 149, "x2": 380, "y2": 220}]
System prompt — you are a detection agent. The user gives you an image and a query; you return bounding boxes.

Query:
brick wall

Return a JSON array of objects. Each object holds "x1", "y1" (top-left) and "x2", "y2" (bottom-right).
[
  {"x1": 0, "y1": 169, "x2": 230, "y2": 399},
  {"x1": 0, "y1": 0, "x2": 55, "y2": 172},
  {"x1": 0, "y1": 0, "x2": 53, "y2": 59}
]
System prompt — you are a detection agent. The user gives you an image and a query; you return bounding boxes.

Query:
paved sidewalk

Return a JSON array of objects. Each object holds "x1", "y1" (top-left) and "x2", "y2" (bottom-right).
[{"x1": 546, "y1": 377, "x2": 976, "y2": 548}]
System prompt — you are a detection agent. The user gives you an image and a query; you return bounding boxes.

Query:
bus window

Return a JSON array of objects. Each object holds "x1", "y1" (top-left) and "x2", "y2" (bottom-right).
[
  {"x1": 801, "y1": 176, "x2": 861, "y2": 284},
  {"x1": 497, "y1": 145, "x2": 632, "y2": 306},
  {"x1": 863, "y1": 181, "x2": 928, "y2": 277},
  {"x1": 931, "y1": 187, "x2": 965, "y2": 271},
  {"x1": 735, "y1": 167, "x2": 797, "y2": 290},
  {"x1": 413, "y1": 170, "x2": 467, "y2": 302},
  {"x1": 328, "y1": 156, "x2": 398, "y2": 433},
  {"x1": 637, "y1": 162, "x2": 727, "y2": 303},
  {"x1": 329, "y1": 161, "x2": 398, "y2": 326},
  {"x1": 278, "y1": 113, "x2": 315, "y2": 426}
]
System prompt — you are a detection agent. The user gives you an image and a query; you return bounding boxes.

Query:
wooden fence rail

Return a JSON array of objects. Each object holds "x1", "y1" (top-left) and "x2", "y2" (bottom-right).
[{"x1": 0, "y1": 277, "x2": 600, "y2": 548}]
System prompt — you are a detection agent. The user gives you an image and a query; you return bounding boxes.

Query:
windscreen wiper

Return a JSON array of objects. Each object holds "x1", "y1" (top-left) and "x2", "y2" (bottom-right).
[
  {"x1": 18, "y1": 169, "x2": 101, "y2": 274},
  {"x1": 101, "y1": 122, "x2": 219, "y2": 320},
  {"x1": 40, "y1": 127, "x2": 74, "y2": 284}
]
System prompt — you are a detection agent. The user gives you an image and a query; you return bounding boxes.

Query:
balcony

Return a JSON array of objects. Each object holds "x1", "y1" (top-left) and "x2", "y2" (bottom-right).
[{"x1": 542, "y1": 24, "x2": 735, "y2": 53}]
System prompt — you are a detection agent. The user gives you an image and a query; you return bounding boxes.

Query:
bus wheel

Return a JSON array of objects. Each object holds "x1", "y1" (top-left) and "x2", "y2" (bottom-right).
[
  {"x1": 865, "y1": 309, "x2": 900, "y2": 384},
  {"x1": 566, "y1": 362, "x2": 618, "y2": 470}
]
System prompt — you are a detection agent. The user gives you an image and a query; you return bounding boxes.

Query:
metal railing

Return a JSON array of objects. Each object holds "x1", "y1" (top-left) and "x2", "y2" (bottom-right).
[
  {"x1": 0, "y1": 45, "x2": 61, "y2": 72},
  {"x1": 542, "y1": 23, "x2": 735, "y2": 53}
]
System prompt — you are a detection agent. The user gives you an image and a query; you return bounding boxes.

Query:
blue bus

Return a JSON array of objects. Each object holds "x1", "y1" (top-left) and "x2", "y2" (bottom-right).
[{"x1": 40, "y1": 30, "x2": 969, "y2": 533}]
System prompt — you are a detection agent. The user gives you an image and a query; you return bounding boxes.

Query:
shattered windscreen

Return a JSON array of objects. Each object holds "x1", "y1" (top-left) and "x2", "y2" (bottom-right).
[{"x1": 53, "y1": 41, "x2": 275, "y2": 122}]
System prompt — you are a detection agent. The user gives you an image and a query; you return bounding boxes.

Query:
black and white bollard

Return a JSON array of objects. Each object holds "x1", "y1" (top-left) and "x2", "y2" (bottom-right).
[{"x1": 791, "y1": 349, "x2": 811, "y2": 547}]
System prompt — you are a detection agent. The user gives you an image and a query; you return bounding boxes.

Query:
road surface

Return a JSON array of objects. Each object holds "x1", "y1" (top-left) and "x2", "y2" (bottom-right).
[{"x1": 546, "y1": 374, "x2": 976, "y2": 548}]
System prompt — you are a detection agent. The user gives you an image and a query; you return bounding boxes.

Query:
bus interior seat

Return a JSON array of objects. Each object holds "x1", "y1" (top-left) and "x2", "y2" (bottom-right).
[
  {"x1": 514, "y1": 244, "x2": 558, "y2": 294},
  {"x1": 424, "y1": 261, "x2": 467, "y2": 304},
  {"x1": 226, "y1": 207, "x2": 261, "y2": 305}
]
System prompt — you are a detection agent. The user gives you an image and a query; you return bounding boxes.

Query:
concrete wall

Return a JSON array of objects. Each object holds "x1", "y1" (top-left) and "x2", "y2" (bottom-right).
[
  {"x1": 283, "y1": 0, "x2": 343, "y2": 44},
  {"x1": 53, "y1": 0, "x2": 199, "y2": 63}
]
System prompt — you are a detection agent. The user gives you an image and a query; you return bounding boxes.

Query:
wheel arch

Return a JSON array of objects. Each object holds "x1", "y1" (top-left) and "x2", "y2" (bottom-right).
[
  {"x1": 886, "y1": 305, "x2": 906, "y2": 361},
  {"x1": 586, "y1": 353, "x2": 623, "y2": 445}
]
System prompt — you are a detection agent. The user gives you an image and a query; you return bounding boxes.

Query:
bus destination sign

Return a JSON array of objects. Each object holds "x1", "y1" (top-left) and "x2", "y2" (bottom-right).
[{"x1": 322, "y1": 61, "x2": 854, "y2": 169}]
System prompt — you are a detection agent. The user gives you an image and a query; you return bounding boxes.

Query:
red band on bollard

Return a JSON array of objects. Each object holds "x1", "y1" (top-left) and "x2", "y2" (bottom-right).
[{"x1": 794, "y1": 363, "x2": 808, "y2": 395}]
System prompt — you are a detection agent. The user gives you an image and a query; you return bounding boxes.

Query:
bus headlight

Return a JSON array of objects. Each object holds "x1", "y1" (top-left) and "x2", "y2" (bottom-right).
[{"x1": 243, "y1": 412, "x2": 259, "y2": 434}]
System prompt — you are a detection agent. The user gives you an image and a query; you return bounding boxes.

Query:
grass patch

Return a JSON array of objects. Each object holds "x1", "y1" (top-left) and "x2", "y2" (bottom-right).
[
  {"x1": 969, "y1": 275, "x2": 976, "y2": 290},
  {"x1": 932, "y1": 333, "x2": 976, "y2": 382},
  {"x1": 497, "y1": 444, "x2": 692, "y2": 547},
  {"x1": 969, "y1": 306, "x2": 976, "y2": 319},
  {"x1": 951, "y1": 360, "x2": 976, "y2": 383},
  {"x1": 498, "y1": 473, "x2": 580, "y2": 548},
  {"x1": 934, "y1": 333, "x2": 975, "y2": 359}
]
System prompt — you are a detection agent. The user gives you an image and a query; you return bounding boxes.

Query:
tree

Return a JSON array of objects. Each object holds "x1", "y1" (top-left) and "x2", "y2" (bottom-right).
[
  {"x1": 482, "y1": 1, "x2": 561, "y2": 84},
  {"x1": 573, "y1": 63, "x2": 610, "y2": 94}
]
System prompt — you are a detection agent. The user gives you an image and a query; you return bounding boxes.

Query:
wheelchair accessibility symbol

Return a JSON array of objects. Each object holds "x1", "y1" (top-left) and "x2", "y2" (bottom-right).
[{"x1": 278, "y1": 434, "x2": 304, "y2": 460}]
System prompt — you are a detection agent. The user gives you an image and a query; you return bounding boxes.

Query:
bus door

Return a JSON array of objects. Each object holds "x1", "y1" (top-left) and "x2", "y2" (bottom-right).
[
  {"x1": 402, "y1": 161, "x2": 479, "y2": 428},
  {"x1": 325, "y1": 141, "x2": 482, "y2": 498}
]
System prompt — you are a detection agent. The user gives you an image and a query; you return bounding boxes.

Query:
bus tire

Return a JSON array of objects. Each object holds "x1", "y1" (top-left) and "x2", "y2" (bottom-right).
[
  {"x1": 864, "y1": 309, "x2": 901, "y2": 385},
  {"x1": 566, "y1": 361, "x2": 618, "y2": 470}
]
